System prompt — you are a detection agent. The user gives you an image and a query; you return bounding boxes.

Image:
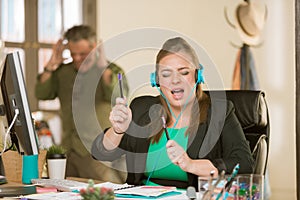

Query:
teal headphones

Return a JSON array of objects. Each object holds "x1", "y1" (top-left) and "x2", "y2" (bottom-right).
[{"x1": 150, "y1": 65, "x2": 204, "y2": 87}]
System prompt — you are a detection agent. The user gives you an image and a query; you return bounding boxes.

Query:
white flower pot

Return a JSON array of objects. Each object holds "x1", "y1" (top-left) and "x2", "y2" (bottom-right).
[{"x1": 47, "y1": 154, "x2": 66, "y2": 179}]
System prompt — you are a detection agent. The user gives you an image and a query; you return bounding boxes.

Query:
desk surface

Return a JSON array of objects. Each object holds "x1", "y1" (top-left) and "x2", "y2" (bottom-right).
[{"x1": 0, "y1": 178, "x2": 198, "y2": 200}]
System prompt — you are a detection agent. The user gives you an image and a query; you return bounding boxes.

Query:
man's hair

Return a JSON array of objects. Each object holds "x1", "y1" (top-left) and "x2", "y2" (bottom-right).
[{"x1": 64, "y1": 25, "x2": 97, "y2": 44}]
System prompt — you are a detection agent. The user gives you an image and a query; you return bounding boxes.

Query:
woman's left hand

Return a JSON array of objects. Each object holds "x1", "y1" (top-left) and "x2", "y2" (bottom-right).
[{"x1": 166, "y1": 140, "x2": 192, "y2": 172}]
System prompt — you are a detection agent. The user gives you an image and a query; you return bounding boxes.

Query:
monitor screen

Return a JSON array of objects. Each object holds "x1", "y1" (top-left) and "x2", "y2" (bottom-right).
[{"x1": 0, "y1": 51, "x2": 39, "y2": 155}]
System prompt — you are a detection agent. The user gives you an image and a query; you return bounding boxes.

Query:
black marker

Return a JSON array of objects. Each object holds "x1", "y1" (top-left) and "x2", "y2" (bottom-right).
[
  {"x1": 118, "y1": 73, "x2": 124, "y2": 98},
  {"x1": 161, "y1": 116, "x2": 170, "y2": 140}
]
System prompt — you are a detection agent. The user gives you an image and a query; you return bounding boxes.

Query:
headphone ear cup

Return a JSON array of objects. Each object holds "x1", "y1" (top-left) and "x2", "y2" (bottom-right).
[
  {"x1": 195, "y1": 68, "x2": 204, "y2": 84},
  {"x1": 150, "y1": 72, "x2": 160, "y2": 87}
]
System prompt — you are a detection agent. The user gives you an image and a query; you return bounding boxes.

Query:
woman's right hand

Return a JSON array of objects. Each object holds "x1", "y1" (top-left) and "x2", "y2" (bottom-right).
[{"x1": 109, "y1": 97, "x2": 132, "y2": 134}]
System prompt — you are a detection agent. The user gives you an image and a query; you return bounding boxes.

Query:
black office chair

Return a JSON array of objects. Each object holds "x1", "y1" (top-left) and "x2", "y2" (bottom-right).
[{"x1": 205, "y1": 90, "x2": 270, "y2": 175}]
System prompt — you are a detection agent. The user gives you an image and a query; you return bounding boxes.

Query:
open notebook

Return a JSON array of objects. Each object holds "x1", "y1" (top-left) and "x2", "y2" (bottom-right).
[{"x1": 114, "y1": 185, "x2": 181, "y2": 199}]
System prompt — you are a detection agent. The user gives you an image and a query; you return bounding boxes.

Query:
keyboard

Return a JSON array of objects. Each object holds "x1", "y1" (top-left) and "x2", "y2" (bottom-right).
[{"x1": 31, "y1": 178, "x2": 88, "y2": 192}]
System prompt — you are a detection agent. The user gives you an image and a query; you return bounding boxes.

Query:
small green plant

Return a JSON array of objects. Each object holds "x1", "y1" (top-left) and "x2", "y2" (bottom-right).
[
  {"x1": 80, "y1": 179, "x2": 114, "y2": 200},
  {"x1": 46, "y1": 145, "x2": 66, "y2": 159},
  {"x1": 47, "y1": 145, "x2": 66, "y2": 154}
]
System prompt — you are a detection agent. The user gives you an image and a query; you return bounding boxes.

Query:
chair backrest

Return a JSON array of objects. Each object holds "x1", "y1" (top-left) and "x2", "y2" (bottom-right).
[{"x1": 205, "y1": 90, "x2": 270, "y2": 175}]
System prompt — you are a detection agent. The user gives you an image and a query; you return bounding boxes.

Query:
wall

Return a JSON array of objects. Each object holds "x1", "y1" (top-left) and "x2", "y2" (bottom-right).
[
  {"x1": 98, "y1": 1, "x2": 295, "y2": 199},
  {"x1": 254, "y1": 1, "x2": 296, "y2": 199}
]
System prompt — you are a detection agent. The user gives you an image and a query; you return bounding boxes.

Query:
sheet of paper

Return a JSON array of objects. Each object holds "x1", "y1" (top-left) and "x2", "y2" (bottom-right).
[
  {"x1": 94, "y1": 182, "x2": 133, "y2": 190},
  {"x1": 19, "y1": 192, "x2": 82, "y2": 200}
]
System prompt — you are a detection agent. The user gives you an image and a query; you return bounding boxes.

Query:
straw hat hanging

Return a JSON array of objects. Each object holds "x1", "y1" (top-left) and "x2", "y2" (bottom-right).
[{"x1": 234, "y1": 1, "x2": 267, "y2": 45}]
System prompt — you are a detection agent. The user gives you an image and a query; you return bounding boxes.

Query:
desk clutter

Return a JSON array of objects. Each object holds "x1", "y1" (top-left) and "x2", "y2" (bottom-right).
[
  {"x1": 0, "y1": 173, "x2": 264, "y2": 199},
  {"x1": 16, "y1": 179, "x2": 188, "y2": 200}
]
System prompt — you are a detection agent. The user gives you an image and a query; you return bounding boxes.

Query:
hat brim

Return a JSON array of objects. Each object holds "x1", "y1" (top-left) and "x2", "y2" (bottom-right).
[
  {"x1": 235, "y1": 18, "x2": 261, "y2": 45},
  {"x1": 234, "y1": 2, "x2": 266, "y2": 45}
]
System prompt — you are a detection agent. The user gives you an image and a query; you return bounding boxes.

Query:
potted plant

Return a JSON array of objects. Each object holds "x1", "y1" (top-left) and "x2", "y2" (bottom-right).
[
  {"x1": 46, "y1": 145, "x2": 67, "y2": 179},
  {"x1": 47, "y1": 145, "x2": 66, "y2": 158},
  {"x1": 80, "y1": 179, "x2": 114, "y2": 200}
]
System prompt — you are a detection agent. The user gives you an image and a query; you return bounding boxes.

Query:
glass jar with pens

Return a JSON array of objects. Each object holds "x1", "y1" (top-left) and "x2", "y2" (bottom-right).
[
  {"x1": 236, "y1": 174, "x2": 264, "y2": 200},
  {"x1": 198, "y1": 173, "x2": 264, "y2": 200}
]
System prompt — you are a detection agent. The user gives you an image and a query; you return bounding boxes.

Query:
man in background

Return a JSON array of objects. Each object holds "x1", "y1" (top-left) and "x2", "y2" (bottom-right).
[{"x1": 35, "y1": 25, "x2": 128, "y2": 183}]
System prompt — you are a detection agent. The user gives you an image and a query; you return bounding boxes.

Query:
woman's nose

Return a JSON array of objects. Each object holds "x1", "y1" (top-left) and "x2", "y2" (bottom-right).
[{"x1": 172, "y1": 72, "x2": 181, "y2": 84}]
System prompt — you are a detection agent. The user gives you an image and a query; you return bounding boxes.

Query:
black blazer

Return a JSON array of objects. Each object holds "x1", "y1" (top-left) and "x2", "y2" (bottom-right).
[{"x1": 92, "y1": 95, "x2": 254, "y2": 189}]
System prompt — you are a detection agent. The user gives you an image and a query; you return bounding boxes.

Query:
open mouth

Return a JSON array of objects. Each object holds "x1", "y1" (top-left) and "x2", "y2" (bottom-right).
[
  {"x1": 171, "y1": 89, "x2": 184, "y2": 94},
  {"x1": 171, "y1": 89, "x2": 184, "y2": 100}
]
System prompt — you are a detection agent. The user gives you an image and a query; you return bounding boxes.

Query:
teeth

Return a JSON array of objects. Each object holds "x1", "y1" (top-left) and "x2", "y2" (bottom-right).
[{"x1": 171, "y1": 89, "x2": 184, "y2": 94}]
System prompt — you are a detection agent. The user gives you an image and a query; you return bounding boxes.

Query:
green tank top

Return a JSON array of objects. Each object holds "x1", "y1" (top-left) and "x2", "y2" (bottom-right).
[{"x1": 144, "y1": 127, "x2": 188, "y2": 185}]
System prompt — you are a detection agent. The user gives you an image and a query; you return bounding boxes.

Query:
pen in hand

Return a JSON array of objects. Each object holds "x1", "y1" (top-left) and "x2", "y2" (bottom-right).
[
  {"x1": 161, "y1": 116, "x2": 170, "y2": 140},
  {"x1": 118, "y1": 73, "x2": 124, "y2": 98}
]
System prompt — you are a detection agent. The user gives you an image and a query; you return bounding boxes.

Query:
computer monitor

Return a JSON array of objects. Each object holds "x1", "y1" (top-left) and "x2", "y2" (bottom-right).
[{"x1": 0, "y1": 51, "x2": 39, "y2": 155}]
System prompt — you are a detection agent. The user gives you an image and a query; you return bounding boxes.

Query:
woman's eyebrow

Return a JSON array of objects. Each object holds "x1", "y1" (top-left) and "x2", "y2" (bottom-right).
[
  {"x1": 160, "y1": 66, "x2": 191, "y2": 72},
  {"x1": 178, "y1": 67, "x2": 191, "y2": 71},
  {"x1": 160, "y1": 68, "x2": 172, "y2": 72}
]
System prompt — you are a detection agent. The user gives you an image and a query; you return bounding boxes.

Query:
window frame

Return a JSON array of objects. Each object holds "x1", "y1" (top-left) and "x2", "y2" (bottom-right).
[{"x1": 1, "y1": 0, "x2": 97, "y2": 111}]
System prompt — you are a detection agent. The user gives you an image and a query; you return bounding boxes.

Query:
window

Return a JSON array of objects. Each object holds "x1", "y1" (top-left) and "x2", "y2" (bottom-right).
[
  {"x1": 1, "y1": 0, "x2": 25, "y2": 42},
  {"x1": 0, "y1": 0, "x2": 96, "y2": 111},
  {"x1": 37, "y1": 0, "x2": 83, "y2": 110}
]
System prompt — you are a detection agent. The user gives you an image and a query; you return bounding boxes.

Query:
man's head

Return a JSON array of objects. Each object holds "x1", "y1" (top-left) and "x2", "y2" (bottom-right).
[{"x1": 64, "y1": 25, "x2": 97, "y2": 70}]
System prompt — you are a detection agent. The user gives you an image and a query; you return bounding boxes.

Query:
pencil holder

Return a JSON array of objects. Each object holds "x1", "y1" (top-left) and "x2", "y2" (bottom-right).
[{"x1": 237, "y1": 174, "x2": 264, "y2": 200}]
